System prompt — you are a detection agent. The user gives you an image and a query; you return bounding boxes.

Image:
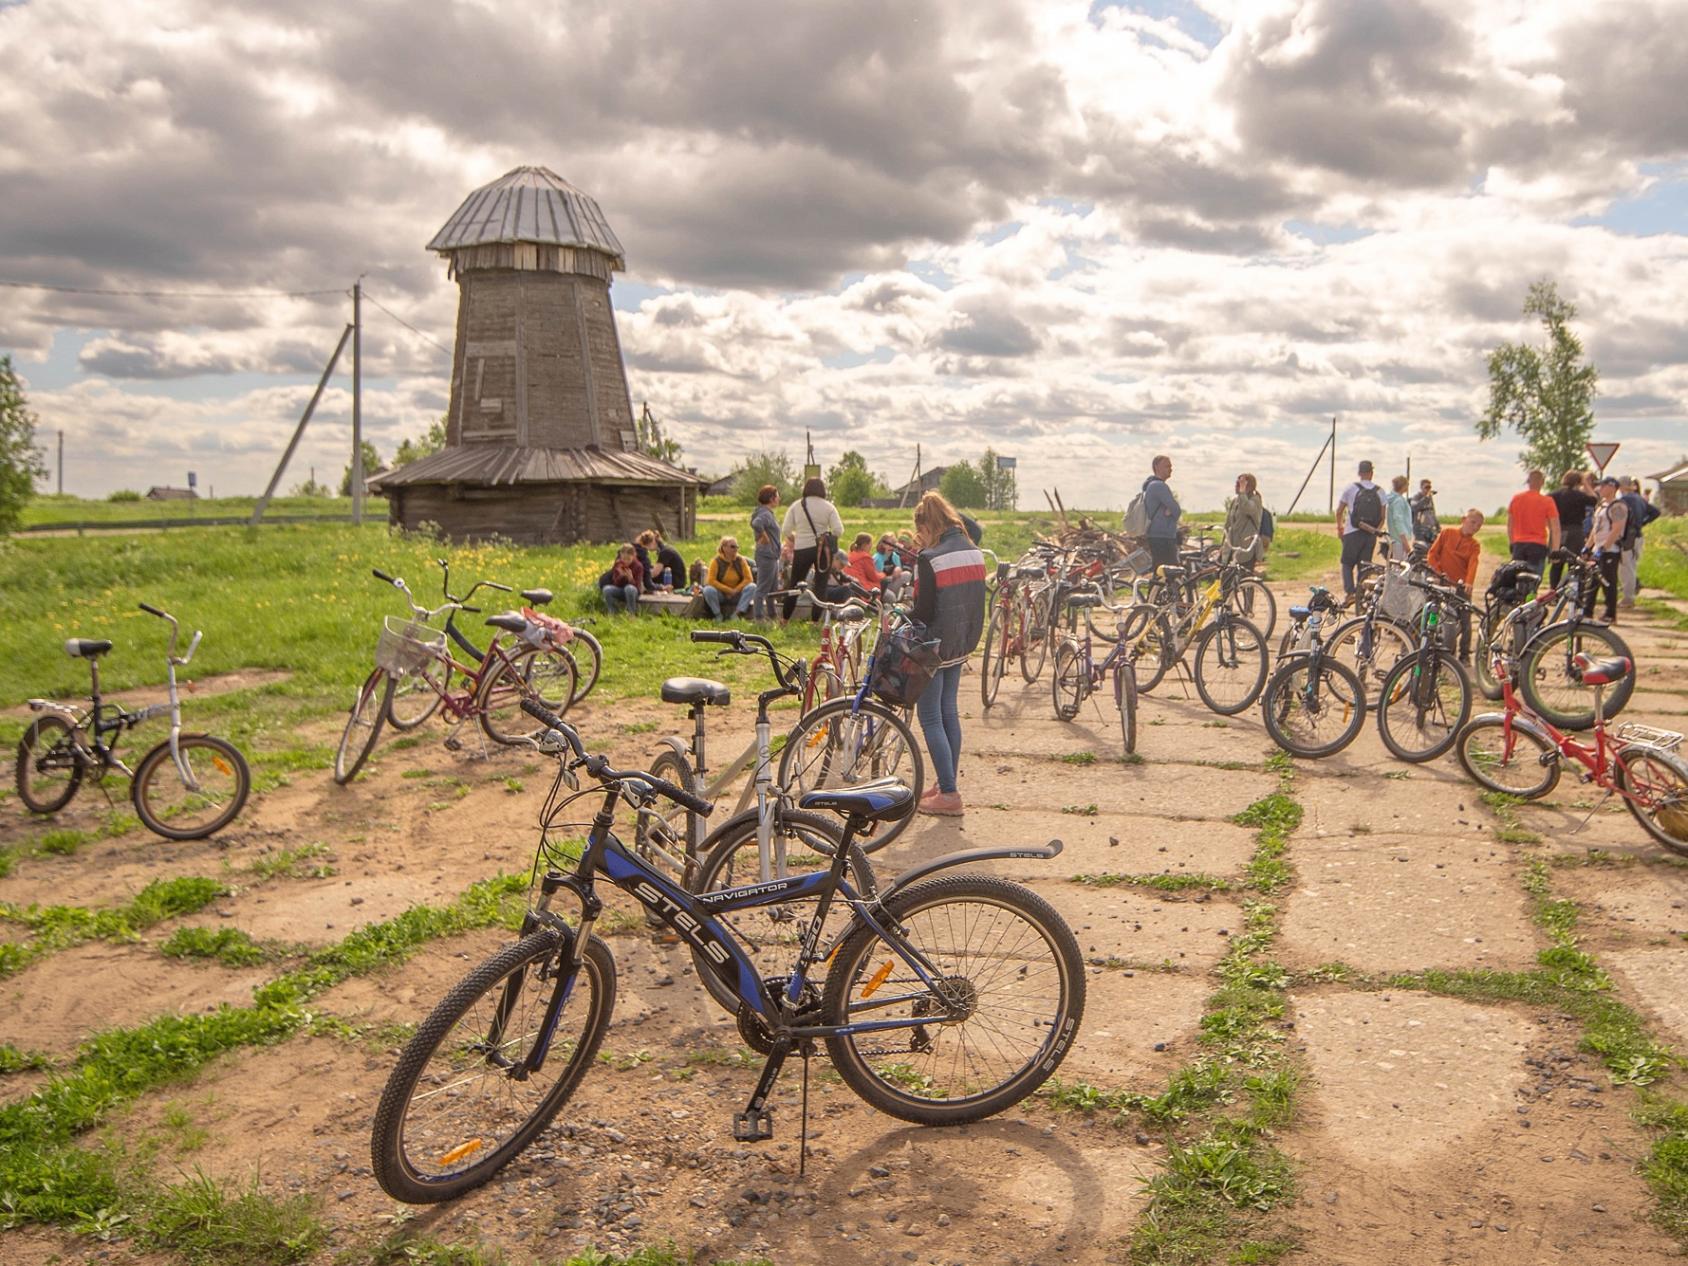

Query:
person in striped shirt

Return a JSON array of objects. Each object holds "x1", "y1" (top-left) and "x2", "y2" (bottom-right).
[{"x1": 909, "y1": 493, "x2": 987, "y2": 816}]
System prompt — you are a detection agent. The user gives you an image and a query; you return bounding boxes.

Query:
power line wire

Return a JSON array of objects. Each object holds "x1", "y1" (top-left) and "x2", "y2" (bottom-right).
[
  {"x1": 362, "y1": 291, "x2": 453, "y2": 358},
  {"x1": 0, "y1": 278, "x2": 345, "y2": 299}
]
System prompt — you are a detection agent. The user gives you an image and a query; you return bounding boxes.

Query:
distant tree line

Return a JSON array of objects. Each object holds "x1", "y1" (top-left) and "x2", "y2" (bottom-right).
[{"x1": 720, "y1": 447, "x2": 1017, "y2": 510}]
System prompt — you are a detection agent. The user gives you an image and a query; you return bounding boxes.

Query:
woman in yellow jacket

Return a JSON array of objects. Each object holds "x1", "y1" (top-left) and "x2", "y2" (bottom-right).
[{"x1": 702, "y1": 536, "x2": 757, "y2": 620}]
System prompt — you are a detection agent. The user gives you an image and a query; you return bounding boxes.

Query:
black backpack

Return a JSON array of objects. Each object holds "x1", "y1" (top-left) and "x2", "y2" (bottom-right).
[
  {"x1": 1351, "y1": 483, "x2": 1384, "y2": 530},
  {"x1": 1486, "y1": 560, "x2": 1539, "y2": 606}
]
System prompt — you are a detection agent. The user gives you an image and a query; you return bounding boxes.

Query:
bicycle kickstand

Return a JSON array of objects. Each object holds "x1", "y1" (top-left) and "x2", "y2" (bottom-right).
[
  {"x1": 1571, "y1": 787, "x2": 1615, "y2": 834},
  {"x1": 733, "y1": 1039, "x2": 789, "y2": 1143}
]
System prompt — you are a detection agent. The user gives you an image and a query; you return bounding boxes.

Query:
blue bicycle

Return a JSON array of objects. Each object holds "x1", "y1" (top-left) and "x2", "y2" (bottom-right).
[{"x1": 370, "y1": 700, "x2": 1084, "y2": 1203}]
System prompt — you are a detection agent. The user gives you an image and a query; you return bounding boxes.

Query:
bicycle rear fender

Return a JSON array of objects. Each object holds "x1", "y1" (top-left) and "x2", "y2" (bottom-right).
[
  {"x1": 879, "y1": 839, "x2": 1063, "y2": 904},
  {"x1": 25, "y1": 700, "x2": 82, "y2": 724},
  {"x1": 1468, "y1": 710, "x2": 1557, "y2": 749}
]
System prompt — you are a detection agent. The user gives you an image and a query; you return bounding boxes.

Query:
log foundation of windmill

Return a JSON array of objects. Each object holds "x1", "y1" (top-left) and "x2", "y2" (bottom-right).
[{"x1": 370, "y1": 166, "x2": 702, "y2": 544}]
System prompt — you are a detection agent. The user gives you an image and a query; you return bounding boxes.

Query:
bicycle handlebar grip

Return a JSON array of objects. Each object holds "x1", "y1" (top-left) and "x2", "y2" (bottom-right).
[
  {"x1": 462, "y1": 605, "x2": 481, "y2": 614},
  {"x1": 373, "y1": 569, "x2": 395, "y2": 583},
  {"x1": 639, "y1": 773, "x2": 714, "y2": 817},
  {"x1": 690, "y1": 629, "x2": 742, "y2": 645},
  {"x1": 521, "y1": 697, "x2": 571, "y2": 735},
  {"x1": 138, "y1": 602, "x2": 164, "y2": 617}
]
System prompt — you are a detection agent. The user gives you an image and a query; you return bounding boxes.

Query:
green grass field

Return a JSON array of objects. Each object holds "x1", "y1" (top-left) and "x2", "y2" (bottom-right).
[{"x1": 22, "y1": 493, "x2": 357, "y2": 527}]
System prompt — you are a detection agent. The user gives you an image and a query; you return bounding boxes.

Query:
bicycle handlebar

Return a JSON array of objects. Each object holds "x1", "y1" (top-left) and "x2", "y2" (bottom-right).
[
  {"x1": 520, "y1": 699, "x2": 714, "y2": 815},
  {"x1": 372, "y1": 569, "x2": 395, "y2": 584},
  {"x1": 689, "y1": 628, "x2": 803, "y2": 693}
]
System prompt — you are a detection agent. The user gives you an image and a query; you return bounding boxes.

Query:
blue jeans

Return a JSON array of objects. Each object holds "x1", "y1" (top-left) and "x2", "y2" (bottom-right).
[
  {"x1": 916, "y1": 662, "x2": 964, "y2": 795},
  {"x1": 703, "y1": 583, "x2": 757, "y2": 619},
  {"x1": 751, "y1": 556, "x2": 780, "y2": 619},
  {"x1": 602, "y1": 583, "x2": 640, "y2": 615}
]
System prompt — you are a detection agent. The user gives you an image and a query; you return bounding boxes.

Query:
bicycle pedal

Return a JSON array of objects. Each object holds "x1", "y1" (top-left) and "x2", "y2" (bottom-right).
[
  {"x1": 443, "y1": 737, "x2": 463, "y2": 752},
  {"x1": 732, "y1": 1108, "x2": 774, "y2": 1142}
]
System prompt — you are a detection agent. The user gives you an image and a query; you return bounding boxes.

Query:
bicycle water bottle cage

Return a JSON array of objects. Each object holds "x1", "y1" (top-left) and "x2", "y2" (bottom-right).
[{"x1": 660, "y1": 678, "x2": 731, "y2": 707}]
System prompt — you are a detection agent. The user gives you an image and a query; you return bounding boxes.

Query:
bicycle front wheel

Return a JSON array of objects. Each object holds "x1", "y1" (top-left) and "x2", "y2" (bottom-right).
[
  {"x1": 1519, "y1": 622, "x2": 1636, "y2": 731},
  {"x1": 777, "y1": 697, "x2": 924, "y2": 853},
  {"x1": 633, "y1": 747, "x2": 701, "y2": 886},
  {"x1": 334, "y1": 669, "x2": 391, "y2": 785},
  {"x1": 371, "y1": 929, "x2": 615, "y2": 1204},
  {"x1": 131, "y1": 735, "x2": 251, "y2": 840},
  {"x1": 822, "y1": 874, "x2": 1084, "y2": 1125},
  {"x1": 1617, "y1": 746, "x2": 1688, "y2": 857},
  {"x1": 1261, "y1": 657, "x2": 1365, "y2": 759},
  {"x1": 1051, "y1": 641, "x2": 1085, "y2": 721},
  {"x1": 1377, "y1": 649, "x2": 1471, "y2": 763},
  {"x1": 16, "y1": 715, "x2": 84, "y2": 814},
  {"x1": 1125, "y1": 606, "x2": 1173, "y2": 694},
  {"x1": 690, "y1": 808, "x2": 867, "y2": 1014},
  {"x1": 479, "y1": 646, "x2": 579, "y2": 746},
  {"x1": 387, "y1": 663, "x2": 449, "y2": 731},
  {"x1": 1193, "y1": 616, "x2": 1267, "y2": 715},
  {"x1": 1116, "y1": 662, "x2": 1138, "y2": 755},
  {"x1": 1455, "y1": 717, "x2": 1561, "y2": 800},
  {"x1": 1020, "y1": 593, "x2": 1050, "y2": 683},
  {"x1": 981, "y1": 604, "x2": 1008, "y2": 710}
]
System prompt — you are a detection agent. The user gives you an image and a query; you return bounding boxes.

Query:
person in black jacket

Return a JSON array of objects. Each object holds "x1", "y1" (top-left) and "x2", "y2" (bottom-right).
[{"x1": 909, "y1": 492, "x2": 986, "y2": 816}]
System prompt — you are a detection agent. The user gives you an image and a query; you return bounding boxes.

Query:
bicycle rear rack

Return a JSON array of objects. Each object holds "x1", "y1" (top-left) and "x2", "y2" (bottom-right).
[{"x1": 1614, "y1": 723, "x2": 1684, "y2": 754}]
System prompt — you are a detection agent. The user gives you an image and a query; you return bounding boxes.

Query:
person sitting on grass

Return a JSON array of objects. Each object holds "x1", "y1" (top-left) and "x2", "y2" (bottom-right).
[
  {"x1": 702, "y1": 536, "x2": 757, "y2": 620},
  {"x1": 842, "y1": 532, "x2": 885, "y2": 595},
  {"x1": 598, "y1": 544, "x2": 644, "y2": 616}
]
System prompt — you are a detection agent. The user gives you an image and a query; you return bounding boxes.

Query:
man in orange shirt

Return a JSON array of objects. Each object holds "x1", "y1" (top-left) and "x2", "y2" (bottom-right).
[
  {"x1": 1506, "y1": 469, "x2": 1560, "y2": 576},
  {"x1": 1427, "y1": 509, "x2": 1485, "y2": 659}
]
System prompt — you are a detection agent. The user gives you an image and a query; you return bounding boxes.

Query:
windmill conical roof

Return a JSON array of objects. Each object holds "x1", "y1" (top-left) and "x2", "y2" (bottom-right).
[{"x1": 427, "y1": 166, "x2": 625, "y2": 267}]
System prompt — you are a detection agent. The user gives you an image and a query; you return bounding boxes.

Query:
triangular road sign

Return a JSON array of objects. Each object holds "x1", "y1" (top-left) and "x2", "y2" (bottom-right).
[{"x1": 1586, "y1": 442, "x2": 1621, "y2": 472}]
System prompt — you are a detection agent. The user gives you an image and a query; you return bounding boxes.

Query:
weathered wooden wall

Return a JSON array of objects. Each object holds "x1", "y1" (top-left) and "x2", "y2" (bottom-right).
[
  {"x1": 386, "y1": 482, "x2": 693, "y2": 545},
  {"x1": 445, "y1": 271, "x2": 635, "y2": 452}
]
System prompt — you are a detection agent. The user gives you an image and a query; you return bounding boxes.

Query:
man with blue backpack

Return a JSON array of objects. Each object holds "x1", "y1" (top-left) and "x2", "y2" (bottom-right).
[{"x1": 1335, "y1": 460, "x2": 1385, "y2": 602}]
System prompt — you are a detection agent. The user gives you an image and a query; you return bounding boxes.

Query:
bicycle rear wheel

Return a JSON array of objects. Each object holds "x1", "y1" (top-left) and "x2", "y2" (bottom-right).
[
  {"x1": 1020, "y1": 592, "x2": 1050, "y2": 683},
  {"x1": 1324, "y1": 616, "x2": 1413, "y2": 711},
  {"x1": 371, "y1": 929, "x2": 615, "y2": 1203},
  {"x1": 1519, "y1": 622, "x2": 1635, "y2": 731},
  {"x1": 131, "y1": 735, "x2": 250, "y2": 839},
  {"x1": 690, "y1": 808, "x2": 867, "y2": 1013},
  {"x1": 1261, "y1": 657, "x2": 1365, "y2": 758},
  {"x1": 633, "y1": 747, "x2": 701, "y2": 887},
  {"x1": 334, "y1": 669, "x2": 391, "y2": 784},
  {"x1": 1377, "y1": 649, "x2": 1471, "y2": 763},
  {"x1": 822, "y1": 874, "x2": 1084, "y2": 1124},
  {"x1": 479, "y1": 646, "x2": 578, "y2": 746},
  {"x1": 1193, "y1": 616, "x2": 1267, "y2": 715},
  {"x1": 15, "y1": 715, "x2": 84, "y2": 814},
  {"x1": 1617, "y1": 746, "x2": 1688, "y2": 857},
  {"x1": 776, "y1": 697, "x2": 924, "y2": 853},
  {"x1": 567, "y1": 630, "x2": 604, "y2": 705},
  {"x1": 1051, "y1": 641, "x2": 1086, "y2": 721},
  {"x1": 1229, "y1": 577, "x2": 1277, "y2": 640},
  {"x1": 1455, "y1": 717, "x2": 1560, "y2": 799},
  {"x1": 1116, "y1": 663, "x2": 1137, "y2": 755}
]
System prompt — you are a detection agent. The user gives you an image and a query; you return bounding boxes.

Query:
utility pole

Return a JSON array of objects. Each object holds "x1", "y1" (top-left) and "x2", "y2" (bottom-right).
[
  {"x1": 250, "y1": 322, "x2": 353, "y2": 525},
  {"x1": 1328, "y1": 416, "x2": 1337, "y2": 515},
  {"x1": 56, "y1": 430, "x2": 63, "y2": 495},
  {"x1": 352, "y1": 279, "x2": 364, "y2": 525}
]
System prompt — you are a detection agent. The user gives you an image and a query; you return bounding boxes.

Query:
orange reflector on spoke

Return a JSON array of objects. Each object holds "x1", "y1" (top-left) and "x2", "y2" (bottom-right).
[
  {"x1": 437, "y1": 1138, "x2": 484, "y2": 1166},
  {"x1": 212, "y1": 756, "x2": 232, "y2": 775},
  {"x1": 860, "y1": 959, "x2": 895, "y2": 998}
]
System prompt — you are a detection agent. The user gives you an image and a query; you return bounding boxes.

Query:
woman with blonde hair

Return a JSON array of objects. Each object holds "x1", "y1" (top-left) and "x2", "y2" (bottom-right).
[
  {"x1": 908, "y1": 492, "x2": 986, "y2": 816},
  {"x1": 702, "y1": 536, "x2": 756, "y2": 619},
  {"x1": 1224, "y1": 473, "x2": 1265, "y2": 566}
]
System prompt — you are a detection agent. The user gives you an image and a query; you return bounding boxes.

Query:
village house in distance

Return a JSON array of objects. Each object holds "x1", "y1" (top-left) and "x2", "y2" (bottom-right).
[{"x1": 370, "y1": 166, "x2": 702, "y2": 544}]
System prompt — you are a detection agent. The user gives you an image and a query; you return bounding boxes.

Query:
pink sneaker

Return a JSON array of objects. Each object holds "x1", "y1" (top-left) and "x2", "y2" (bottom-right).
[{"x1": 918, "y1": 790, "x2": 964, "y2": 817}]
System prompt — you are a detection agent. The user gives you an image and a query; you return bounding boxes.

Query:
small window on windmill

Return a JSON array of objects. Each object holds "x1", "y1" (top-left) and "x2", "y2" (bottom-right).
[{"x1": 619, "y1": 428, "x2": 638, "y2": 450}]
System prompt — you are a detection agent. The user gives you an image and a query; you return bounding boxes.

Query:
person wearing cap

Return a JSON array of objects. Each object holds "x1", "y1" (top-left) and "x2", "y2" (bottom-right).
[
  {"x1": 1583, "y1": 477, "x2": 1628, "y2": 624},
  {"x1": 1334, "y1": 460, "x2": 1384, "y2": 599},
  {"x1": 1410, "y1": 478, "x2": 1439, "y2": 545},
  {"x1": 1506, "y1": 469, "x2": 1560, "y2": 576}
]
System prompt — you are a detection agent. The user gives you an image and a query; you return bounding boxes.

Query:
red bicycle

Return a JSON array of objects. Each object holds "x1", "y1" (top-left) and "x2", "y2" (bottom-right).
[{"x1": 1455, "y1": 596, "x2": 1688, "y2": 855}]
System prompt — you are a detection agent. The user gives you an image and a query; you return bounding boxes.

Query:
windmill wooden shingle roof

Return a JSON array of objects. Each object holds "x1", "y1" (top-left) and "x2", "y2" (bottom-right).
[{"x1": 369, "y1": 166, "x2": 700, "y2": 545}]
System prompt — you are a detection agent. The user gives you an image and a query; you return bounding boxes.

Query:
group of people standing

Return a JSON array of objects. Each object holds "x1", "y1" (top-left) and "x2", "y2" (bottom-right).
[{"x1": 1507, "y1": 468, "x2": 1662, "y2": 624}]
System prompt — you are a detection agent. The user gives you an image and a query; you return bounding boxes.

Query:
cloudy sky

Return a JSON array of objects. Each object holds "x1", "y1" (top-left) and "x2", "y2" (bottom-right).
[{"x1": 2, "y1": 0, "x2": 1685, "y2": 516}]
